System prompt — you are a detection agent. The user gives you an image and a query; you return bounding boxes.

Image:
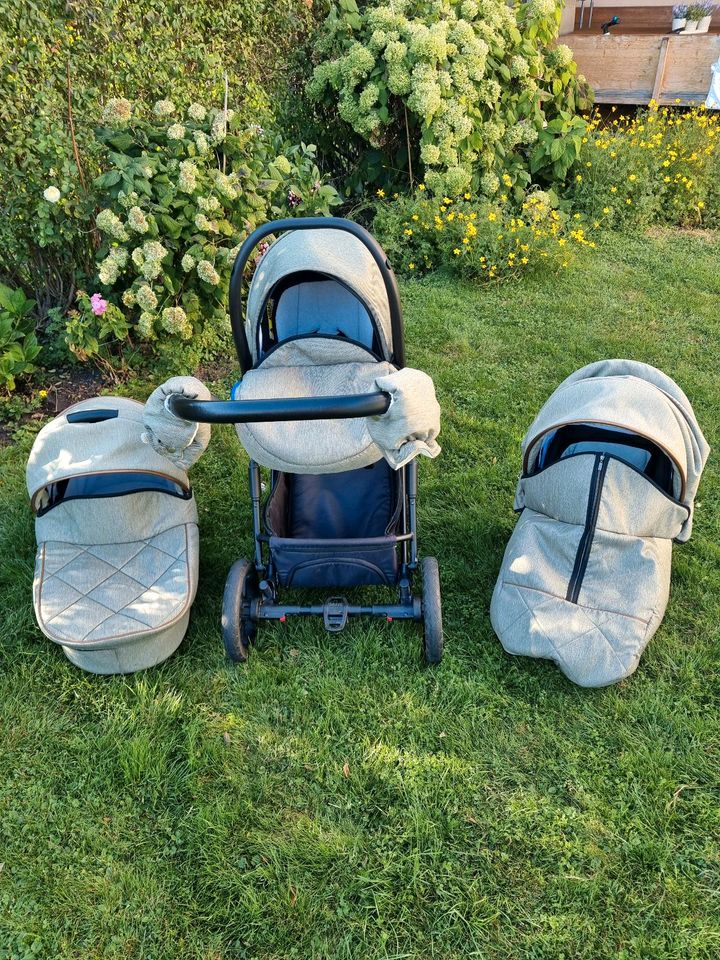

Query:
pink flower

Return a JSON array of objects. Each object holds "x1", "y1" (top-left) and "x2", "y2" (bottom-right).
[{"x1": 90, "y1": 292, "x2": 108, "y2": 316}]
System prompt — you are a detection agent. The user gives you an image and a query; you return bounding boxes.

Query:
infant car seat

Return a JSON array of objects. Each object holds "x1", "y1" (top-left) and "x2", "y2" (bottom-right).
[{"x1": 27, "y1": 396, "x2": 203, "y2": 674}]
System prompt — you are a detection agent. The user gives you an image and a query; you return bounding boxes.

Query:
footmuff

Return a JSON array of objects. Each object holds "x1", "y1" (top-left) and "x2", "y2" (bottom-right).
[
  {"x1": 27, "y1": 383, "x2": 210, "y2": 674},
  {"x1": 490, "y1": 360, "x2": 709, "y2": 687}
]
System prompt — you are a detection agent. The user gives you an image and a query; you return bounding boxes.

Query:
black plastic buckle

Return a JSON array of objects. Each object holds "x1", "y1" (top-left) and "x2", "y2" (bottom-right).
[{"x1": 323, "y1": 597, "x2": 349, "y2": 633}]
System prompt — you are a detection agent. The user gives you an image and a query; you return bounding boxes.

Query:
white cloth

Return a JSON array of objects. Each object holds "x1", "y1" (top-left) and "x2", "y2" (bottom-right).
[
  {"x1": 143, "y1": 376, "x2": 212, "y2": 468},
  {"x1": 706, "y1": 57, "x2": 720, "y2": 109},
  {"x1": 368, "y1": 368, "x2": 441, "y2": 469}
]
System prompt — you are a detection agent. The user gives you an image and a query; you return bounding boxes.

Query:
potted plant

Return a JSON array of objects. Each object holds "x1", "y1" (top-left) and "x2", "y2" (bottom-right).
[
  {"x1": 685, "y1": 3, "x2": 703, "y2": 30},
  {"x1": 697, "y1": 1, "x2": 715, "y2": 31},
  {"x1": 672, "y1": 4, "x2": 688, "y2": 29}
]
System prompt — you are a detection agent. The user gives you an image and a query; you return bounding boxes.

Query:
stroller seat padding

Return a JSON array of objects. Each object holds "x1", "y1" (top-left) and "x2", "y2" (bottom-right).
[
  {"x1": 274, "y1": 278, "x2": 375, "y2": 349},
  {"x1": 235, "y1": 338, "x2": 395, "y2": 474}
]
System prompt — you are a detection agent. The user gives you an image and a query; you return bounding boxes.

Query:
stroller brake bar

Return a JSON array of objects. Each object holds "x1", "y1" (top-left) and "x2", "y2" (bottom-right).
[{"x1": 165, "y1": 392, "x2": 391, "y2": 424}]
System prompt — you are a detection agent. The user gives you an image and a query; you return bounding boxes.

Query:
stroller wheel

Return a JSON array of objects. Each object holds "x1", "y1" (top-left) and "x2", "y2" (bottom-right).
[
  {"x1": 421, "y1": 556, "x2": 443, "y2": 665},
  {"x1": 222, "y1": 559, "x2": 258, "y2": 663}
]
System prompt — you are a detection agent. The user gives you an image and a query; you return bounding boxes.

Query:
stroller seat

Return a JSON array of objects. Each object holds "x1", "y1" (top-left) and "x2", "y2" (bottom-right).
[{"x1": 234, "y1": 337, "x2": 395, "y2": 474}]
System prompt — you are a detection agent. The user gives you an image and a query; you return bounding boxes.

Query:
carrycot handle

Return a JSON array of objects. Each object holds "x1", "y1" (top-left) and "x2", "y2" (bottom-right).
[{"x1": 165, "y1": 391, "x2": 391, "y2": 425}]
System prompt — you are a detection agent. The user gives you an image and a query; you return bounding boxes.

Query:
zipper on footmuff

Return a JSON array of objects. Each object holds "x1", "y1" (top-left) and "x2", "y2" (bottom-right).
[{"x1": 566, "y1": 453, "x2": 608, "y2": 604}]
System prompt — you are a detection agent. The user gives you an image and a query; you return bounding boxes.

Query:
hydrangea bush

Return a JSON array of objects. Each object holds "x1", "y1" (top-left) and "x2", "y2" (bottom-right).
[
  {"x1": 74, "y1": 98, "x2": 340, "y2": 368},
  {"x1": 307, "y1": 0, "x2": 591, "y2": 198}
]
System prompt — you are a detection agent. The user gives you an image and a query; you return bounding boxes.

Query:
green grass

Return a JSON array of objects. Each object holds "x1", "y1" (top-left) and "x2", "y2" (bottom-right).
[{"x1": 1, "y1": 229, "x2": 719, "y2": 959}]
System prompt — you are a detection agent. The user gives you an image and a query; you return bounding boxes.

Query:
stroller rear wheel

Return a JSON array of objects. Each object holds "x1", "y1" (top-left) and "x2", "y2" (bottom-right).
[
  {"x1": 421, "y1": 556, "x2": 443, "y2": 665},
  {"x1": 222, "y1": 559, "x2": 258, "y2": 662}
]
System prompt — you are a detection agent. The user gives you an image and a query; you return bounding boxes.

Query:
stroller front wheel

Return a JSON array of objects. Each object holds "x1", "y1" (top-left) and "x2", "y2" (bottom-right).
[
  {"x1": 222, "y1": 559, "x2": 259, "y2": 662},
  {"x1": 421, "y1": 556, "x2": 443, "y2": 665}
]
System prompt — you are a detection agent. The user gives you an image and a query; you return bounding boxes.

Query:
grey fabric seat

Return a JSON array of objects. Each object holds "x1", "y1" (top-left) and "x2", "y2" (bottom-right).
[
  {"x1": 274, "y1": 277, "x2": 375, "y2": 348},
  {"x1": 490, "y1": 360, "x2": 709, "y2": 687}
]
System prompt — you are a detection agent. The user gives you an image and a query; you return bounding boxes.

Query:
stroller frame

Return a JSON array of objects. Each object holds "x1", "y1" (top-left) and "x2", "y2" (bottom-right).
[{"x1": 168, "y1": 217, "x2": 442, "y2": 663}]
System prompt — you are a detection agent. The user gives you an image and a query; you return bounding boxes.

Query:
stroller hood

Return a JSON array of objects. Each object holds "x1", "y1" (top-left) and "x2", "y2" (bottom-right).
[{"x1": 246, "y1": 228, "x2": 394, "y2": 364}]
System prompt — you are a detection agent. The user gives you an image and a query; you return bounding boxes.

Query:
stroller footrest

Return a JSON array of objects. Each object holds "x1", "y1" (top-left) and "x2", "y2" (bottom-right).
[{"x1": 323, "y1": 597, "x2": 349, "y2": 632}]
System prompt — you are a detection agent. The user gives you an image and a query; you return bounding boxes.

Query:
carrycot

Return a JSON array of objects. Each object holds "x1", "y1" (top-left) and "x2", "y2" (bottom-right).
[
  {"x1": 490, "y1": 360, "x2": 709, "y2": 687},
  {"x1": 27, "y1": 396, "x2": 204, "y2": 674}
]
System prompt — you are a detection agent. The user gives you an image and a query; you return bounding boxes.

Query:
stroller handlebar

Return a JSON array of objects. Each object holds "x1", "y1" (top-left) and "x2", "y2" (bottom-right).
[{"x1": 165, "y1": 391, "x2": 391, "y2": 425}]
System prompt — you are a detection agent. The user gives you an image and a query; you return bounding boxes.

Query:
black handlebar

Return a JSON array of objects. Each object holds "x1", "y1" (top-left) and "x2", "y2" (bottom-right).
[
  {"x1": 229, "y1": 216, "x2": 405, "y2": 373},
  {"x1": 166, "y1": 392, "x2": 391, "y2": 425}
]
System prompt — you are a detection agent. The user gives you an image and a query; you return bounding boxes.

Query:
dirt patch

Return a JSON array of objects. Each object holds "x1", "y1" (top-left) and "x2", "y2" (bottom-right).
[{"x1": 0, "y1": 366, "x2": 111, "y2": 445}]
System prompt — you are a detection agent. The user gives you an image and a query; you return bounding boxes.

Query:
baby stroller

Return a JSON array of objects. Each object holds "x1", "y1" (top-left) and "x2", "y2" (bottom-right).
[{"x1": 167, "y1": 218, "x2": 443, "y2": 664}]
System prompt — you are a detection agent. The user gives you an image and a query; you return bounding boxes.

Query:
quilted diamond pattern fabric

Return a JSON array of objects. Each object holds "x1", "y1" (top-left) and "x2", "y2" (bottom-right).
[{"x1": 35, "y1": 525, "x2": 191, "y2": 645}]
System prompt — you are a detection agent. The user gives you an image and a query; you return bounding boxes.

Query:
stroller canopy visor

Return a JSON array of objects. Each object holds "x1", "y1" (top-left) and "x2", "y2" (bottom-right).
[{"x1": 246, "y1": 228, "x2": 395, "y2": 365}]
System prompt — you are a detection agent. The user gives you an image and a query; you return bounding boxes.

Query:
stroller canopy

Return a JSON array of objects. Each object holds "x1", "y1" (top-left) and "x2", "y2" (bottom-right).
[
  {"x1": 520, "y1": 359, "x2": 708, "y2": 538},
  {"x1": 246, "y1": 228, "x2": 395, "y2": 365}
]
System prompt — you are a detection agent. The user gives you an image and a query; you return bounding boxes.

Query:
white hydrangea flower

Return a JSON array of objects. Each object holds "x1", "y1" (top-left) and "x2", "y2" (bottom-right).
[
  {"x1": 121, "y1": 288, "x2": 136, "y2": 307},
  {"x1": 187, "y1": 103, "x2": 207, "y2": 122},
  {"x1": 153, "y1": 99, "x2": 175, "y2": 117},
  {"x1": 96, "y1": 208, "x2": 128, "y2": 241},
  {"x1": 167, "y1": 123, "x2": 186, "y2": 140},
  {"x1": 193, "y1": 131, "x2": 210, "y2": 154},
  {"x1": 128, "y1": 206, "x2": 149, "y2": 233},
  {"x1": 161, "y1": 306, "x2": 192, "y2": 339},
  {"x1": 178, "y1": 160, "x2": 198, "y2": 193},
  {"x1": 102, "y1": 98, "x2": 132, "y2": 127},
  {"x1": 137, "y1": 311, "x2": 156, "y2": 339},
  {"x1": 135, "y1": 284, "x2": 158, "y2": 311},
  {"x1": 181, "y1": 254, "x2": 195, "y2": 272},
  {"x1": 43, "y1": 185, "x2": 61, "y2": 203},
  {"x1": 197, "y1": 260, "x2": 220, "y2": 285}
]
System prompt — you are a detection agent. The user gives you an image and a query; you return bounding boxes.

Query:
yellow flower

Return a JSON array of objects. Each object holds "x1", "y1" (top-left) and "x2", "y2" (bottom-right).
[
  {"x1": 447, "y1": 212, "x2": 455, "y2": 221},
  {"x1": 628, "y1": 174, "x2": 637, "y2": 182},
  {"x1": 603, "y1": 207, "x2": 610, "y2": 214},
  {"x1": 462, "y1": 237, "x2": 469, "y2": 244},
  {"x1": 376, "y1": 189, "x2": 385, "y2": 198},
  {"x1": 418, "y1": 184, "x2": 425, "y2": 191},
  {"x1": 466, "y1": 222, "x2": 477, "y2": 237},
  {"x1": 487, "y1": 212, "x2": 497, "y2": 222},
  {"x1": 575, "y1": 174, "x2": 583, "y2": 182},
  {"x1": 698, "y1": 200, "x2": 705, "y2": 209},
  {"x1": 408, "y1": 262, "x2": 415, "y2": 270},
  {"x1": 404, "y1": 228, "x2": 413, "y2": 236},
  {"x1": 443, "y1": 197, "x2": 452, "y2": 205},
  {"x1": 38, "y1": 389, "x2": 48, "y2": 399},
  {"x1": 558, "y1": 238, "x2": 567, "y2": 246},
  {"x1": 610, "y1": 186, "x2": 617, "y2": 193},
  {"x1": 586, "y1": 161, "x2": 592, "y2": 168},
  {"x1": 464, "y1": 192, "x2": 471, "y2": 200},
  {"x1": 626, "y1": 198, "x2": 632, "y2": 205},
  {"x1": 411, "y1": 214, "x2": 419, "y2": 221},
  {"x1": 453, "y1": 248, "x2": 461, "y2": 255},
  {"x1": 521, "y1": 257, "x2": 529, "y2": 264}
]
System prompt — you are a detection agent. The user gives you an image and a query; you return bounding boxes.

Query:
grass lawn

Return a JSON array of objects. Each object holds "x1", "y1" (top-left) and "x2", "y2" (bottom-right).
[{"x1": 1, "y1": 229, "x2": 719, "y2": 959}]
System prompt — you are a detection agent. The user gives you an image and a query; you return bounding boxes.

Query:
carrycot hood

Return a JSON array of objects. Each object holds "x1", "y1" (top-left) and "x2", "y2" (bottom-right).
[
  {"x1": 521, "y1": 360, "x2": 709, "y2": 539},
  {"x1": 246, "y1": 228, "x2": 393, "y2": 363},
  {"x1": 27, "y1": 397, "x2": 189, "y2": 513}
]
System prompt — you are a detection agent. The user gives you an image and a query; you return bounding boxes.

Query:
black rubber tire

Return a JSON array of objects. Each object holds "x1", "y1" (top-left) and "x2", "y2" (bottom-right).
[
  {"x1": 222, "y1": 559, "x2": 258, "y2": 663},
  {"x1": 421, "y1": 556, "x2": 443, "y2": 665}
]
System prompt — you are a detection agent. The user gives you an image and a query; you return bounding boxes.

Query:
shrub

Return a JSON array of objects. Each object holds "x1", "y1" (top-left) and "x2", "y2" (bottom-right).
[
  {"x1": 567, "y1": 104, "x2": 720, "y2": 229},
  {"x1": 68, "y1": 100, "x2": 340, "y2": 370},
  {"x1": 372, "y1": 188, "x2": 592, "y2": 282},
  {"x1": 306, "y1": 0, "x2": 590, "y2": 198},
  {"x1": 0, "y1": 0, "x2": 321, "y2": 313},
  {"x1": 0, "y1": 284, "x2": 41, "y2": 393}
]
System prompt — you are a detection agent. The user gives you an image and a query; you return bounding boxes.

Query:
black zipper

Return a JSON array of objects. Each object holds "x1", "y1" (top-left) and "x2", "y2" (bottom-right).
[{"x1": 566, "y1": 453, "x2": 608, "y2": 604}]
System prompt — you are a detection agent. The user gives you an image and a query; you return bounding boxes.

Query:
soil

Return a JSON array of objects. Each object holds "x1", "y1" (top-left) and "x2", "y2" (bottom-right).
[{"x1": 0, "y1": 366, "x2": 112, "y2": 446}]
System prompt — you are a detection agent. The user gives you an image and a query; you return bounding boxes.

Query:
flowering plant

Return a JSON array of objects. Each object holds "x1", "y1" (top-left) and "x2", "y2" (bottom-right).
[
  {"x1": 77, "y1": 98, "x2": 340, "y2": 368},
  {"x1": 372, "y1": 189, "x2": 590, "y2": 282},
  {"x1": 672, "y1": 5, "x2": 688, "y2": 16},
  {"x1": 568, "y1": 104, "x2": 720, "y2": 229},
  {"x1": 307, "y1": 0, "x2": 591, "y2": 198}
]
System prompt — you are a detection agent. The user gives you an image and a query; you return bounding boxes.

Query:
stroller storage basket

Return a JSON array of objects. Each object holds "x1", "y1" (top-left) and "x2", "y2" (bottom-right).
[{"x1": 269, "y1": 536, "x2": 399, "y2": 588}]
